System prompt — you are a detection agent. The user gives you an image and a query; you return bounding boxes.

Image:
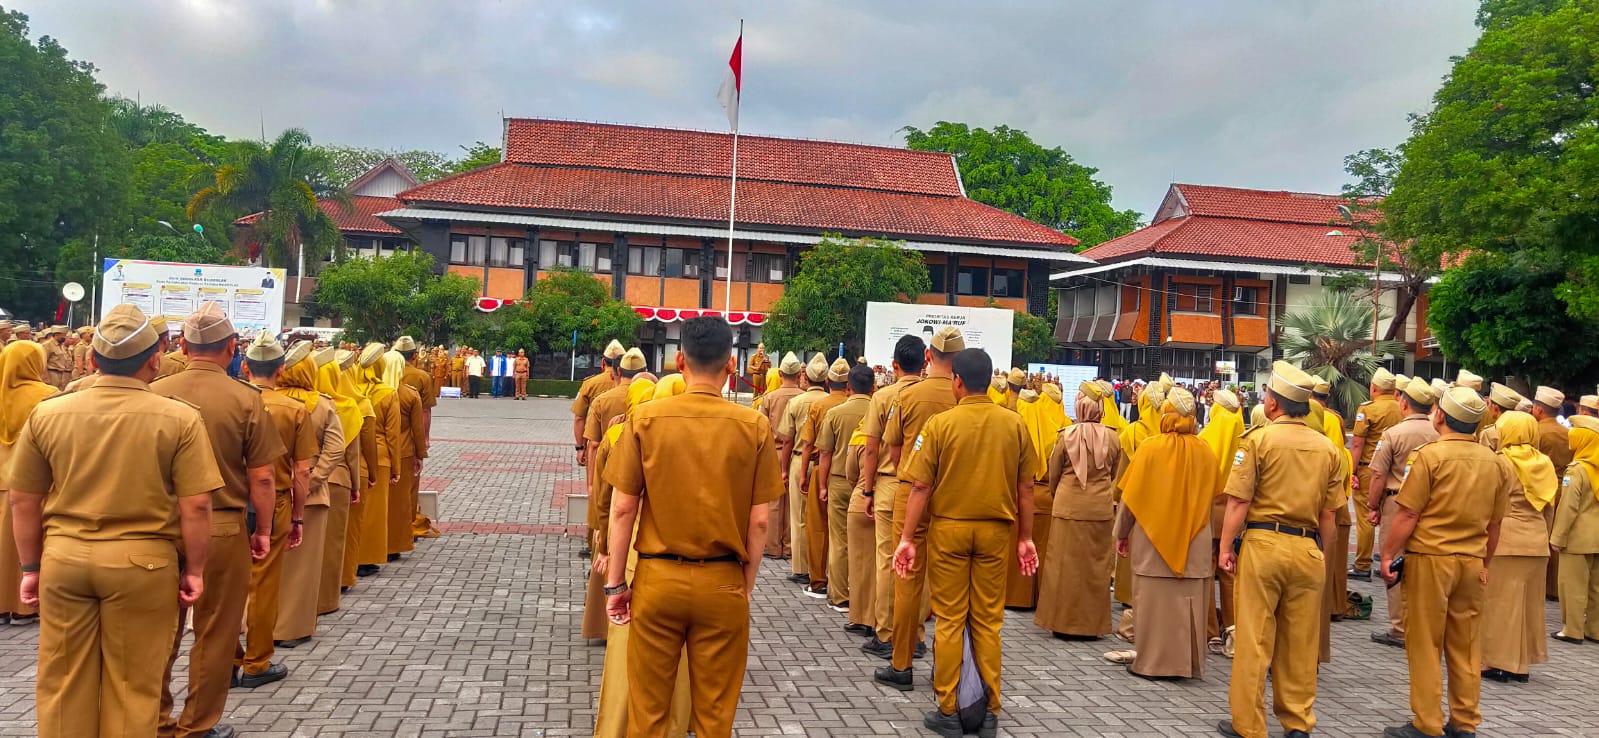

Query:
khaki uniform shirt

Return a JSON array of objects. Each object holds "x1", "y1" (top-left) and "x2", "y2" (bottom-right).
[
  {"x1": 402, "y1": 364, "x2": 438, "y2": 410},
  {"x1": 1352, "y1": 395, "x2": 1402, "y2": 468},
  {"x1": 1478, "y1": 421, "x2": 1503, "y2": 452},
  {"x1": 153, "y1": 362, "x2": 285, "y2": 511},
  {"x1": 260, "y1": 388, "x2": 319, "y2": 492},
  {"x1": 307, "y1": 396, "x2": 346, "y2": 506},
  {"x1": 1047, "y1": 424, "x2": 1123, "y2": 521},
  {"x1": 513, "y1": 356, "x2": 531, "y2": 376},
  {"x1": 396, "y1": 384, "x2": 428, "y2": 460},
  {"x1": 1224, "y1": 417, "x2": 1347, "y2": 530},
  {"x1": 156, "y1": 350, "x2": 189, "y2": 381},
  {"x1": 71, "y1": 342, "x2": 91, "y2": 377},
  {"x1": 1368, "y1": 415, "x2": 1440, "y2": 492},
  {"x1": 817, "y1": 395, "x2": 871, "y2": 479},
  {"x1": 604, "y1": 386, "x2": 785, "y2": 561},
  {"x1": 1552, "y1": 464, "x2": 1599, "y2": 553},
  {"x1": 758, "y1": 386, "x2": 803, "y2": 438},
  {"x1": 1395, "y1": 438, "x2": 1512, "y2": 557},
  {"x1": 372, "y1": 392, "x2": 402, "y2": 470},
  {"x1": 884, "y1": 375, "x2": 957, "y2": 478},
  {"x1": 902, "y1": 396, "x2": 1035, "y2": 522},
  {"x1": 42, "y1": 340, "x2": 72, "y2": 374},
  {"x1": 585, "y1": 384, "x2": 631, "y2": 444},
  {"x1": 7, "y1": 376, "x2": 223, "y2": 541},
  {"x1": 1494, "y1": 470, "x2": 1553, "y2": 557},
  {"x1": 571, "y1": 371, "x2": 616, "y2": 419},
  {"x1": 777, "y1": 387, "x2": 826, "y2": 442},
  {"x1": 1539, "y1": 418, "x2": 1574, "y2": 472},
  {"x1": 801, "y1": 389, "x2": 848, "y2": 449},
  {"x1": 861, "y1": 375, "x2": 920, "y2": 477}
]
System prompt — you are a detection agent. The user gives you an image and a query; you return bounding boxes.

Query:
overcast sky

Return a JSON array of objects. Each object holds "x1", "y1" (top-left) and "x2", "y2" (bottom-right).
[{"x1": 13, "y1": 0, "x2": 1480, "y2": 216}]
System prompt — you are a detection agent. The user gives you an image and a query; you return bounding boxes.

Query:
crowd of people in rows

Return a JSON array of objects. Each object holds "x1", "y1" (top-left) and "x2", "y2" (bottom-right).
[{"x1": 0, "y1": 305, "x2": 445, "y2": 737}]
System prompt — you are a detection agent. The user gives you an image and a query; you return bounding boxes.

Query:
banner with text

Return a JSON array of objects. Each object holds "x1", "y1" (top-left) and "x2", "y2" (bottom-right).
[
  {"x1": 863, "y1": 302, "x2": 1014, "y2": 372},
  {"x1": 102, "y1": 259, "x2": 286, "y2": 336}
]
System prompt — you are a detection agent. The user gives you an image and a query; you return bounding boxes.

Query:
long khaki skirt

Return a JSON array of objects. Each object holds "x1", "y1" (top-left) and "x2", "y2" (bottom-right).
[
  {"x1": 1005, "y1": 483, "x2": 1054, "y2": 609},
  {"x1": 275, "y1": 504, "x2": 328, "y2": 641},
  {"x1": 1482, "y1": 554, "x2": 1549, "y2": 674},
  {"x1": 1130, "y1": 574, "x2": 1206, "y2": 679},
  {"x1": 1035, "y1": 518, "x2": 1113, "y2": 636},
  {"x1": 319, "y1": 483, "x2": 351, "y2": 614}
]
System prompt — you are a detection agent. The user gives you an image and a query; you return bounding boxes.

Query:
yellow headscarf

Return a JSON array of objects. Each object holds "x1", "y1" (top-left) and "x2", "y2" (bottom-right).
[
  {"x1": 1120, "y1": 385, "x2": 1163, "y2": 461},
  {"x1": 1571, "y1": 424, "x2": 1599, "y2": 505},
  {"x1": 1019, "y1": 387, "x2": 1068, "y2": 482},
  {"x1": 381, "y1": 350, "x2": 406, "y2": 391},
  {"x1": 354, "y1": 353, "x2": 396, "y2": 403},
  {"x1": 1197, "y1": 403, "x2": 1245, "y2": 483},
  {"x1": 1497, "y1": 411, "x2": 1558, "y2": 510},
  {"x1": 278, "y1": 356, "x2": 321, "y2": 413},
  {"x1": 341, "y1": 362, "x2": 376, "y2": 419},
  {"x1": 1119, "y1": 399, "x2": 1221, "y2": 574},
  {"x1": 1101, "y1": 391, "x2": 1128, "y2": 432},
  {"x1": 653, "y1": 373, "x2": 686, "y2": 400},
  {"x1": 1, "y1": 341, "x2": 57, "y2": 446},
  {"x1": 318, "y1": 361, "x2": 363, "y2": 441},
  {"x1": 1312, "y1": 400, "x2": 1353, "y2": 494},
  {"x1": 606, "y1": 378, "x2": 659, "y2": 446}
]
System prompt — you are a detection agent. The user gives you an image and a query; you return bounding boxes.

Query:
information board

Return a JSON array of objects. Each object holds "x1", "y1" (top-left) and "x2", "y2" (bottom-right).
[
  {"x1": 102, "y1": 259, "x2": 286, "y2": 336},
  {"x1": 1028, "y1": 363, "x2": 1101, "y2": 420},
  {"x1": 862, "y1": 302, "x2": 1014, "y2": 372}
]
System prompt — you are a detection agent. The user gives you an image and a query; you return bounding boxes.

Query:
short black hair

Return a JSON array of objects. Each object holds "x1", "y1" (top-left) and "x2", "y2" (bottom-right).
[
  {"x1": 929, "y1": 346, "x2": 954, "y2": 363},
  {"x1": 952, "y1": 348, "x2": 993, "y2": 391},
  {"x1": 848, "y1": 364, "x2": 875, "y2": 394},
  {"x1": 680, "y1": 317, "x2": 733, "y2": 373},
  {"x1": 828, "y1": 380, "x2": 848, "y2": 392},
  {"x1": 1444, "y1": 415, "x2": 1479, "y2": 435},
  {"x1": 620, "y1": 366, "x2": 646, "y2": 379},
  {"x1": 245, "y1": 358, "x2": 284, "y2": 379},
  {"x1": 893, "y1": 334, "x2": 926, "y2": 374},
  {"x1": 399, "y1": 349, "x2": 417, "y2": 360},
  {"x1": 94, "y1": 344, "x2": 160, "y2": 377},
  {"x1": 187, "y1": 336, "x2": 235, "y2": 355},
  {"x1": 1268, "y1": 388, "x2": 1311, "y2": 418},
  {"x1": 1403, "y1": 397, "x2": 1434, "y2": 416}
]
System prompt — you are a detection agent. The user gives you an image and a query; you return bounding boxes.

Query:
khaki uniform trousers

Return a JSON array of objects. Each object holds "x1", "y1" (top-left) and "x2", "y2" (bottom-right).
[
  {"x1": 1228, "y1": 529, "x2": 1326, "y2": 738},
  {"x1": 389, "y1": 456, "x2": 417, "y2": 555},
  {"x1": 846, "y1": 489, "x2": 876, "y2": 627},
  {"x1": 1402, "y1": 553, "x2": 1486, "y2": 736},
  {"x1": 39, "y1": 537, "x2": 180, "y2": 738},
  {"x1": 1004, "y1": 482, "x2": 1051, "y2": 609},
  {"x1": 927, "y1": 518, "x2": 1008, "y2": 716},
  {"x1": 593, "y1": 526, "x2": 690, "y2": 738},
  {"x1": 237, "y1": 493, "x2": 292, "y2": 675},
  {"x1": 827, "y1": 475, "x2": 851, "y2": 605},
  {"x1": 319, "y1": 483, "x2": 351, "y2": 615},
  {"x1": 787, "y1": 453, "x2": 809, "y2": 576},
  {"x1": 159, "y1": 510, "x2": 250, "y2": 738},
  {"x1": 1207, "y1": 538, "x2": 1237, "y2": 640},
  {"x1": 356, "y1": 466, "x2": 391, "y2": 567},
  {"x1": 275, "y1": 502, "x2": 328, "y2": 642},
  {"x1": 872, "y1": 475, "x2": 899, "y2": 642},
  {"x1": 1380, "y1": 496, "x2": 1406, "y2": 637},
  {"x1": 1558, "y1": 552, "x2": 1599, "y2": 639},
  {"x1": 1353, "y1": 466, "x2": 1376, "y2": 572},
  {"x1": 341, "y1": 485, "x2": 366, "y2": 587},
  {"x1": 628, "y1": 558, "x2": 750, "y2": 738},
  {"x1": 764, "y1": 484, "x2": 790, "y2": 558},
  {"x1": 891, "y1": 481, "x2": 932, "y2": 670},
  {"x1": 805, "y1": 465, "x2": 829, "y2": 591}
]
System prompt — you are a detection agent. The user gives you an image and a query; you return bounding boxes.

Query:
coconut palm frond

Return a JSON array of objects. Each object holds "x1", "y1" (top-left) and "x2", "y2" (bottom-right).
[{"x1": 1281, "y1": 289, "x2": 1409, "y2": 418}]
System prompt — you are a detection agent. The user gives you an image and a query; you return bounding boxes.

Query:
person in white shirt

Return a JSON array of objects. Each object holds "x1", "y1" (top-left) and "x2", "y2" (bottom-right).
[{"x1": 464, "y1": 349, "x2": 486, "y2": 398}]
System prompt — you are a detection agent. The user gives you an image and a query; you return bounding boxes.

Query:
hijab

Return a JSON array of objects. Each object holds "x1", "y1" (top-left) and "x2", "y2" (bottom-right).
[
  {"x1": 606, "y1": 378, "x2": 659, "y2": 447},
  {"x1": 317, "y1": 361, "x2": 363, "y2": 442},
  {"x1": 1, "y1": 341, "x2": 57, "y2": 446},
  {"x1": 1019, "y1": 387, "x2": 1068, "y2": 482},
  {"x1": 1497, "y1": 411, "x2": 1558, "y2": 510},
  {"x1": 341, "y1": 363, "x2": 376, "y2": 419},
  {"x1": 278, "y1": 356, "x2": 321, "y2": 413},
  {"x1": 353, "y1": 353, "x2": 396, "y2": 404},
  {"x1": 1118, "y1": 398, "x2": 1221, "y2": 574},
  {"x1": 1101, "y1": 391, "x2": 1128, "y2": 432},
  {"x1": 1062, "y1": 390, "x2": 1118, "y2": 487},
  {"x1": 653, "y1": 373, "x2": 686, "y2": 400},
  {"x1": 1571, "y1": 424, "x2": 1599, "y2": 505},
  {"x1": 1197, "y1": 402, "x2": 1245, "y2": 483},
  {"x1": 381, "y1": 351, "x2": 406, "y2": 391}
]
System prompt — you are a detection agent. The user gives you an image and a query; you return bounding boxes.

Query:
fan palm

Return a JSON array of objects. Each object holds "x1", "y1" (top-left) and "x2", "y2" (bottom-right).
[
  {"x1": 188, "y1": 128, "x2": 351, "y2": 269},
  {"x1": 1280, "y1": 288, "x2": 1408, "y2": 419}
]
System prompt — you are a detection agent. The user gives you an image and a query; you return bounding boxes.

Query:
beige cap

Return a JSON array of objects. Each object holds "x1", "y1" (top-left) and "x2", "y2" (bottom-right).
[
  {"x1": 393, "y1": 335, "x2": 418, "y2": 352},
  {"x1": 183, "y1": 301, "x2": 236, "y2": 344},
  {"x1": 149, "y1": 315, "x2": 169, "y2": 336},
  {"x1": 1455, "y1": 369, "x2": 1483, "y2": 391},
  {"x1": 1439, "y1": 386, "x2": 1487, "y2": 424},
  {"x1": 1581, "y1": 395, "x2": 1599, "y2": 412},
  {"x1": 1214, "y1": 388, "x2": 1240, "y2": 411},
  {"x1": 91, "y1": 304, "x2": 159, "y2": 360},
  {"x1": 1312, "y1": 379, "x2": 1331, "y2": 396},
  {"x1": 1096, "y1": 379, "x2": 1114, "y2": 397},
  {"x1": 1158, "y1": 372, "x2": 1175, "y2": 391},
  {"x1": 1041, "y1": 383, "x2": 1062, "y2": 404},
  {"x1": 1079, "y1": 381, "x2": 1104, "y2": 400},
  {"x1": 76, "y1": 325, "x2": 94, "y2": 336},
  {"x1": 1008, "y1": 368, "x2": 1026, "y2": 386},
  {"x1": 1166, "y1": 386, "x2": 1196, "y2": 417},
  {"x1": 358, "y1": 342, "x2": 387, "y2": 368},
  {"x1": 1143, "y1": 384, "x2": 1167, "y2": 409},
  {"x1": 619, "y1": 347, "x2": 647, "y2": 371},
  {"x1": 1488, "y1": 382, "x2": 1524, "y2": 410},
  {"x1": 604, "y1": 340, "x2": 625, "y2": 359},
  {"x1": 990, "y1": 375, "x2": 1007, "y2": 391},
  {"x1": 1371, "y1": 368, "x2": 1397, "y2": 391},
  {"x1": 1250, "y1": 403, "x2": 1268, "y2": 428},
  {"x1": 1267, "y1": 361, "x2": 1316, "y2": 402},
  {"x1": 48, "y1": 324, "x2": 67, "y2": 337},
  {"x1": 1017, "y1": 389, "x2": 1039, "y2": 403},
  {"x1": 1571, "y1": 415, "x2": 1599, "y2": 433},
  {"x1": 930, "y1": 326, "x2": 965, "y2": 352},
  {"x1": 1430, "y1": 378, "x2": 1450, "y2": 400},
  {"x1": 857, "y1": 356, "x2": 867, "y2": 365},
  {"x1": 756, "y1": 342, "x2": 765, "y2": 351},
  {"x1": 778, "y1": 351, "x2": 802, "y2": 375},
  {"x1": 13, "y1": 322, "x2": 31, "y2": 335},
  {"x1": 1535, "y1": 386, "x2": 1565, "y2": 408},
  {"x1": 805, "y1": 352, "x2": 828, "y2": 382},
  {"x1": 314, "y1": 346, "x2": 337, "y2": 368},
  {"x1": 826, "y1": 357, "x2": 850, "y2": 382},
  {"x1": 1402, "y1": 377, "x2": 1436, "y2": 406},
  {"x1": 336, "y1": 349, "x2": 356, "y2": 369},
  {"x1": 284, "y1": 340, "x2": 314, "y2": 368},
  {"x1": 244, "y1": 332, "x2": 285, "y2": 362}
]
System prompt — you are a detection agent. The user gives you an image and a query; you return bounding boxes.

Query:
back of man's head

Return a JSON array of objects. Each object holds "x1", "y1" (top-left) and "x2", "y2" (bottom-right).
[
  {"x1": 848, "y1": 364, "x2": 874, "y2": 395},
  {"x1": 893, "y1": 334, "x2": 926, "y2": 375},
  {"x1": 680, "y1": 317, "x2": 733, "y2": 374},
  {"x1": 952, "y1": 348, "x2": 993, "y2": 392}
]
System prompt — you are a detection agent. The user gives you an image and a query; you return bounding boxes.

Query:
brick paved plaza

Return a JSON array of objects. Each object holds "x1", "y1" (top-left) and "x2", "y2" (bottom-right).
[{"x1": 2, "y1": 396, "x2": 1598, "y2": 737}]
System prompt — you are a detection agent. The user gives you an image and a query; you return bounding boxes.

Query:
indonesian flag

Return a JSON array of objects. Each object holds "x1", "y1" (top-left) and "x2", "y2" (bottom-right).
[{"x1": 716, "y1": 31, "x2": 742, "y2": 131}]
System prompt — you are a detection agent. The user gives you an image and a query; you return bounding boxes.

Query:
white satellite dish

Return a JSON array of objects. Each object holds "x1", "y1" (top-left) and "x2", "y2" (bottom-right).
[{"x1": 62, "y1": 282, "x2": 85, "y2": 302}]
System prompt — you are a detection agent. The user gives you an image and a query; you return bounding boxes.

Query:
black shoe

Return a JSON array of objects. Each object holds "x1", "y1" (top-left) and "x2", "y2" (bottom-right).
[
  {"x1": 1216, "y1": 720, "x2": 1244, "y2": 738},
  {"x1": 1552, "y1": 630, "x2": 1583, "y2": 644},
  {"x1": 229, "y1": 666, "x2": 240, "y2": 688},
  {"x1": 1445, "y1": 727, "x2": 1477, "y2": 738},
  {"x1": 844, "y1": 623, "x2": 873, "y2": 637},
  {"x1": 204, "y1": 724, "x2": 239, "y2": 738},
  {"x1": 861, "y1": 637, "x2": 892, "y2": 658},
  {"x1": 1348, "y1": 568, "x2": 1372, "y2": 581},
  {"x1": 914, "y1": 641, "x2": 928, "y2": 659},
  {"x1": 1371, "y1": 630, "x2": 1406, "y2": 648},
  {"x1": 1285, "y1": 732, "x2": 1310, "y2": 738},
  {"x1": 1385, "y1": 724, "x2": 1443, "y2": 738},
  {"x1": 236, "y1": 662, "x2": 288, "y2": 689},
  {"x1": 873, "y1": 666, "x2": 913, "y2": 691},
  {"x1": 922, "y1": 710, "x2": 962, "y2": 738},
  {"x1": 978, "y1": 712, "x2": 998, "y2": 738},
  {"x1": 802, "y1": 585, "x2": 828, "y2": 599},
  {"x1": 579, "y1": 548, "x2": 592, "y2": 559},
  {"x1": 386, "y1": 553, "x2": 401, "y2": 562},
  {"x1": 787, "y1": 573, "x2": 809, "y2": 584},
  {"x1": 1052, "y1": 632, "x2": 1100, "y2": 641},
  {"x1": 275, "y1": 637, "x2": 312, "y2": 649},
  {"x1": 356, "y1": 565, "x2": 380, "y2": 577},
  {"x1": 340, "y1": 586, "x2": 350, "y2": 594},
  {"x1": 1482, "y1": 668, "x2": 1509, "y2": 682},
  {"x1": 8, "y1": 613, "x2": 36, "y2": 626}
]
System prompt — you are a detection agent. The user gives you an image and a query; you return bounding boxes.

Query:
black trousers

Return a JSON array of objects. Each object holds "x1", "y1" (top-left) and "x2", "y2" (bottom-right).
[{"x1": 468, "y1": 375, "x2": 482, "y2": 398}]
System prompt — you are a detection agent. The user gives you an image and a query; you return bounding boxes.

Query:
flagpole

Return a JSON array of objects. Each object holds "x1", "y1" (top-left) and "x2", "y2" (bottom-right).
[{"x1": 723, "y1": 19, "x2": 742, "y2": 316}]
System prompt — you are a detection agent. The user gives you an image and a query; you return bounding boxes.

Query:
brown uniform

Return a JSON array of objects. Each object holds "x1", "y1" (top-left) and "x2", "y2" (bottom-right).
[
  {"x1": 603, "y1": 386, "x2": 784, "y2": 738},
  {"x1": 320, "y1": 408, "x2": 361, "y2": 615},
  {"x1": 152, "y1": 362, "x2": 286, "y2": 737},
  {"x1": 801, "y1": 388, "x2": 848, "y2": 591},
  {"x1": 70, "y1": 340, "x2": 91, "y2": 380},
  {"x1": 276, "y1": 395, "x2": 344, "y2": 642},
  {"x1": 902, "y1": 395, "x2": 1036, "y2": 716},
  {"x1": 355, "y1": 391, "x2": 402, "y2": 567},
  {"x1": 8, "y1": 376, "x2": 223, "y2": 738},
  {"x1": 1553, "y1": 463, "x2": 1599, "y2": 639},
  {"x1": 1481, "y1": 457, "x2": 1551, "y2": 675},
  {"x1": 1367, "y1": 414, "x2": 1439, "y2": 638},
  {"x1": 758, "y1": 384, "x2": 803, "y2": 558},
  {"x1": 860, "y1": 374, "x2": 921, "y2": 642},
  {"x1": 1352, "y1": 395, "x2": 1403, "y2": 573},
  {"x1": 1394, "y1": 438, "x2": 1512, "y2": 736},
  {"x1": 156, "y1": 349, "x2": 189, "y2": 381},
  {"x1": 1035, "y1": 424, "x2": 1122, "y2": 637},
  {"x1": 237, "y1": 387, "x2": 317, "y2": 675},
  {"x1": 342, "y1": 407, "x2": 381, "y2": 587},
  {"x1": 388, "y1": 383, "x2": 427, "y2": 555},
  {"x1": 1224, "y1": 418, "x2": 1345, "y2": 738},
  {"x1": 42, "y1": 339, "x2": 72, "y2": 388},
  {"x1": 1540, "y1": 418, "x2": 1574, "y2": 597},
  {"x1": 817, "y1": 394, "x2": 871, "y2": 607},
  {"x1": 883, "y1": 374, "x2": 957, "y2": 670},
  {"x1": 778, "y1": 386, "x2": 826, "y2": 577}
]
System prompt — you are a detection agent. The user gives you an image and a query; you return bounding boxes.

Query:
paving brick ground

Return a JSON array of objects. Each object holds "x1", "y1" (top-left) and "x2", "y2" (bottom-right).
[{"x1": 3, "y1": 395, "x2": 1598, "y2": 736}]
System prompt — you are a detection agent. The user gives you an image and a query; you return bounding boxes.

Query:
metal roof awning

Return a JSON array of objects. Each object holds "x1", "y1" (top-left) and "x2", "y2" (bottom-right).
[{"x1": 1050, "y1": 256, "x2": 1426, "y2": 282}]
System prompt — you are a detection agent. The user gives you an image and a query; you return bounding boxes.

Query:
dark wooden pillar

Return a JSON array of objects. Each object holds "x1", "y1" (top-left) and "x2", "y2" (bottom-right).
[
  {"x1": 523, "y1": 226, "x2": 540, "y2": 293},
  {"x1": 612, "y1": 233, "x2": 628, "y2": 300}
]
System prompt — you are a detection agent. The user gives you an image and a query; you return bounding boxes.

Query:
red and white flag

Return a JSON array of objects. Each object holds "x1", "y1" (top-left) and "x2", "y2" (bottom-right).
[{"x1": 716, "y1": 31, "x2": 742, "y2": 132}]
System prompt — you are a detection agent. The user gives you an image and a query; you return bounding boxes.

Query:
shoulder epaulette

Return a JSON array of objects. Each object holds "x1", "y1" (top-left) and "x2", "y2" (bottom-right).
[
  {"x1": 234, "y1": 378, "x2": 263, "y2": 392},
  {"x1": 165, "y1": 395, "x2": 203, "y2": 411}
]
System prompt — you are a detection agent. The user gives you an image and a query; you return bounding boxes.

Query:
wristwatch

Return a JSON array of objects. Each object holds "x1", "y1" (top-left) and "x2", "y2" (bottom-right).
[
  {"x1": 603, "y1": 582, "x2": 629, "y2": 596},
  {"x1": 292, "y1": 519, "x2": 304, "y2": 526},
  {"x1": 575, "y1": 444, "x2": 584, "y2": 451}
]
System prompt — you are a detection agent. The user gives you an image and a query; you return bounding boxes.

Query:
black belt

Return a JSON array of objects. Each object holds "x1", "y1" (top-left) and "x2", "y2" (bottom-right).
[
  {"x1": 1246, "y1": 521, "x2": 1320, "y2": 545},
  {"x1": 637, "y1": 553, "x2": 740, "y2": 564},
  {"x1": 1384, "y1": 490, "x2": 1399, "y2": 498},
  {"x1": 792, "y1": 450, "x2": 805, "y2": 457}
]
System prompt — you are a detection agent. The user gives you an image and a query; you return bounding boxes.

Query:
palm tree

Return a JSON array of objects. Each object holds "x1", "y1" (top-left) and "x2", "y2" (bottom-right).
[
  {"x1": 1280, "y1": 288, "x2": 1408, "y2": 418},
  {"x1": 188, "y1": 128, "x2": 351, "y2": 270}
]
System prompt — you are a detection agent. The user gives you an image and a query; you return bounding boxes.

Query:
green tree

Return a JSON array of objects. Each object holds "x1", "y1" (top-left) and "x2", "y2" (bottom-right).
[
  {"x1": 762, "y1": 236, "x2": 931, "y2": 358},
  {"x1": 1279, "y1": 289, "x2": 1408, "y2": 419},
  {"x1": 311, "y1": 250, "x2": 480, "y2": 345},
  {"x1": 901, "y1": 122, "x2": 1142, "y2": 248},
  {"x1": 1336, "y1": 148, "x2": 1447, "y2": 342},
  {"x1": 188, "y1": 128, "x2": 351, "y2": 269},
  {"x1": 447, "y1": 141, "x2": 502, "y2": 175},
  {"x1": 1010, "y1": 309, "x2": 1055, "y2": 366},
  {"x1": 318, "y1": 144, "x2": 452, "y2": 186},
  {"x1": 1427, "y1": 252, "x2": 1599, "y2": 386},
  {"x1": 0, "y1": 9, "x2": 128, "y2": 318}
]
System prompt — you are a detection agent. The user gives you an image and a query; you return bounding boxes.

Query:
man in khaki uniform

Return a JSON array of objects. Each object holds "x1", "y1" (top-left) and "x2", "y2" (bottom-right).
[
  {"x1": 1380, "y1": 387, "x2": 1510, "y2": 738},
  {"x1": 0, "y1": 320, "x2": 12, "y2": 347},
  {"x1": 1365, "y1": 377, "x2": 1441, "y2": 647},
  {"x1": 758, "y1": 352, "x2": 804, "y2": 559},
  {"x1": 601, "y1": 317, "x2": 784, "y2": 738},
  {"x1": 573, "y1": 340, "x2": 625, "y2": 471},
  {"x1": 580, "y1": 347, "x2": 647, "y2": 640},
  {"x1": 41, "y1": 326, "x2": 73, "y2": 389},
  {"x1": 896, "y1": 347, "x2": 1037, "y2": 737},
  {"x1": 860, "y1": 334, "x2": 925, "y2": 656},
  {"x1": 1350, "y1": 368, "x2": 1402, "y2": 581},
  {"x1": 816, "y1": 363, "x2": 874, "y2": 618},
  {"x1": 799, "y1": 357, "x2": 852, "y2": 598},
  {"x1": 1580, "y1": 395, "x2": 1599, "y2": 417},
  {"x1": 12, "y1": 322, "x2": 34, "y2": 342},
  {"x1": 777, "y1": 354, "x2": 828, "y2": 584},
  {"x1": 1217, "y1": 361, "x2": 1345, "y2": 738},
  {"x1": 154, "y1": 302, "x2": 285, "y2": 738},
  {"x1": 1477, "y1": 383, "x2": 1524, "y2": 451},
  {"x1": 1534, "y1": 386, "x2": 1573, "y2": 601},
  {"x1": 1001, "y1": 367, "x2": 1026, "y2": 411},
  {"x1": 873, "y1": 327, "x2": 963, "y2": 690},
  {"x1": 8, "y1": 304, "x2": 222, "y2": 738},
  {"x1": 70, "y1": 326, "x2": 93, "y2": 380},
  {"x1": 1553, "y1": 415, "x2": 1599, "y2": 641},
  {"x1": 236, "y1": 332, "x2": 318, "y2": 688}
]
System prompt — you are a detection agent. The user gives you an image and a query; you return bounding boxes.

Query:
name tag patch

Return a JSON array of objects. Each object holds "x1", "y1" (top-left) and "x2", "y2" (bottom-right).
[
  {"x1": 1564, "y1": 476, "x2": 1572, "y2": 488},
  {"x1": 1233, "y1": 450, "x2": 1246, "y2": 466},
  {"x1": 1355, "y1": 412, "x2": 1366, "y2": 422},
  {"x1": 913, "y1": 433, "x2": 925, "y2": 452}
]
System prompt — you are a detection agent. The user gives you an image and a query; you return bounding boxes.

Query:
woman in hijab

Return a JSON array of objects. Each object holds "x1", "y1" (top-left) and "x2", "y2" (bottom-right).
[
  {"x1": 340, "y1": 350, "x2": 380, "y2": 589},
  {"x1": 1110, "y1": 387, "x2": 1220, "y2": 679},
  {"x1": 1035, "y1": 382, "x2": 1122, "y2": 638},
  {"x1": 1113, "y1": 383, "x2": 1166, "y2": 622},
  {"x1": 274, "y1": 346, "x2": 342, "y2": 645},
  {"x1": 1553, "y1": 416, "x2": 1599, "y2": 645},
  {"x1": 317, "y1": 353, "x2": 363, "y2": 614},
  {"x1": 1482, "y1": 410, "x2": 1557, "y2": 681},
  {"x1": 1198, "y1": 388, "x2": 1245, "y2": 652},
  {"x1": 1008, "y1": 383, "x2": 1069, "y2": 608},
  {"x1": 385, "y1": 350, "x2": 427, "y2": 561},
  {"x1": 0, "y1": 340, "x2": 55, "y2": 624},
  {"x1": 1099, "y1": 380, "x2": 1128, "y2": 433},
  {"x1": 352, "y1": 344, "x2": 400, "y2": 578}
]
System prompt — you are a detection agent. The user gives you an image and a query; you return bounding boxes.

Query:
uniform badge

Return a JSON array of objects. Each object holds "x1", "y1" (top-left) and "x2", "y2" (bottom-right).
[
  {"x1": 913, "y1": 433, "x2": 924, "y2": 452},
  {"x1": 1355, "y1": 412, "x2": 1366, "y2": 421},
  {"x1": 1564, "y1": 476, "x2": 1572, "y2": 487},
  {"x1": 1233, "y1": 450, "x2": 1246, "y2": 466},
  {"x1": 1375, "y1": 440, "x2": 1383, "y2": 451}
]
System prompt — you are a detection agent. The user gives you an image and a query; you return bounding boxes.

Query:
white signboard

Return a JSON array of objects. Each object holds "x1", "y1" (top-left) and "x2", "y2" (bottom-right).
[
  {"x1": 102, "y1": 258, "x2": 286, "y2": 336},
  {"x1": 1029, "y1": 363, "x2": 1101, "y2": 420},
  {"x1": 863, "y1": 302, "x2": 1014, "y2": 372},
  {"x1": 1215, "y1": 360, "x2": 1238, "y2": 374}
]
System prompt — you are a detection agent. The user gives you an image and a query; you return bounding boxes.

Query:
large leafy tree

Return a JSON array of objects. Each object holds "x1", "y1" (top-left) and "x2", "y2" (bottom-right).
[
  {"x1": 902, "y1": 122, "x2": 1142, "y2": 248},
  {"x1": 446, "y1": 141, "x2": 502, "y2": 175},
  {"x1": 763, "y1": 236, "x2": 931, "y2": 358},
  {"x1": 318, "y1": 145, "x2": 452, "y2": 187},
  {"x1": 1010, "y1": 309, "x2": 1055, "y2": 366},
  {"x1": 1337, "y1": 148, "x2": 1448, "y2": 343},
  {"x1": 0, "y1": 8, "x2": 128, "y2": 319},
  {"x1": 311, "y1": 250, "x2": 479, "y2": 345},
  {"x1": 189, "y1": 128, "x2": 351, "y2": 269},
  {"x1": 1427, "y1": 252, "x2": 1599, "y2": 386},
  {"x1": 1280, "y1": 289, "x2": 1407, "y2": 419},
  {"x1": 459, "y1": 269, "x2": 641, "y2": 357}
]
